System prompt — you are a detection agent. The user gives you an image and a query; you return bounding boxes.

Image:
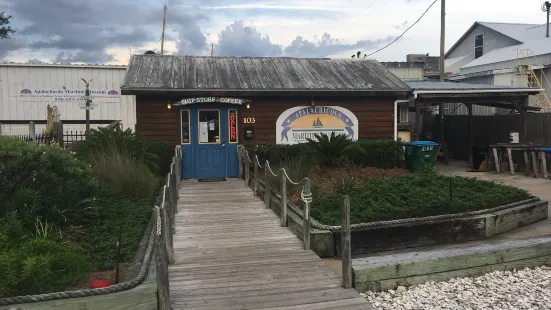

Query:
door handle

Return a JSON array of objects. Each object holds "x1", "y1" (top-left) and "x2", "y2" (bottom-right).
[{"x1": 221, "y1": 143, "x2": 226, "y2": 147}]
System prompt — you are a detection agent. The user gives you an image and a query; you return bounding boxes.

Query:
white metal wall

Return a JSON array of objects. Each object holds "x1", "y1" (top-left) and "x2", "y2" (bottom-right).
[
  {"x1": 447, "y1": 24, "x2": 519, "y2": 59},
  {"x1": 0, "y1": 64, "x2": 135, "y2": 135}
]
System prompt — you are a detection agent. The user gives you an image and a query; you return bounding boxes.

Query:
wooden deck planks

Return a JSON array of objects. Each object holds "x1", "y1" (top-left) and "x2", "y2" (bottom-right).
[{"x1": 169, "y1": 179, "x2": 372, "y2": 309}]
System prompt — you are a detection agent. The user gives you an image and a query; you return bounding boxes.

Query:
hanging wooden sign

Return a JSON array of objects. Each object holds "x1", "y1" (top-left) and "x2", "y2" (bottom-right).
[{"x1": 174, "y1": 97, "x2": 251, "y2": 106}]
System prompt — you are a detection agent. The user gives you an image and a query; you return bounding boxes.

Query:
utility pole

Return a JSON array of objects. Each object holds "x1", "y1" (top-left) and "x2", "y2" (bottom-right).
[
  {"x1": 439, "y1": 0, "x2": 445, "y2": 82},
  {"x1": 81, "y1": 78, "x2": 93, "y2": 135},
  {"x1": 211, "y1": 44, "x2": 214, "y2": 56},
  {"x1": 544, "y1": 1, "x2": 550, "y2": 38},
  {"x1": 161, "y1": 5, "x2": 167, "y2": 55}
]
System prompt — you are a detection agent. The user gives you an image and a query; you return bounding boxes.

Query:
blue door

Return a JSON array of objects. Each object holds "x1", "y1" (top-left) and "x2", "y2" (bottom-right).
[{"x1": 180, "y1": 105, "x2": 239, "y2": 179}]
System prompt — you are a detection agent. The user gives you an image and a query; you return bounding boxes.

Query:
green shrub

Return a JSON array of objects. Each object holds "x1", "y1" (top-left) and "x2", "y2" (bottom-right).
[
  {"x1": 305, "y1": 132, "x2": 365, "y2": 166},
  {"x1": 0, "y1": 137, "x2": 101, "y2": 233},
  {"x1": 72, "y1": 127, "x2": 159, "y2": 173},
  {"x1": 254, "y1": 142, "x2": 310, "y2": 164},
  {"x1": 144, "y1": 140, "x2": 172, "y2": 176},
  {"x1": 0, "y1": 238, "x2": 88, "y2": 297},
  {"x1": 89, "y1": 148, "x2": 159, "y2": 200},
  {"x1": 311, "y1": 172, "x2": 531, "y2": 225},
  {"x1": 354, "y1": 139, "x2": 404, "y2": 169},
  {"x1": 82, "y1": 197, "x2": 151, "y2": 270}
]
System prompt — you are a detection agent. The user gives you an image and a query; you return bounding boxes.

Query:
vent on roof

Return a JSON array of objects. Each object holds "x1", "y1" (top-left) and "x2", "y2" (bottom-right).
[{"x1": 144, "y1": 50, "x2": 156, "y2": 55}]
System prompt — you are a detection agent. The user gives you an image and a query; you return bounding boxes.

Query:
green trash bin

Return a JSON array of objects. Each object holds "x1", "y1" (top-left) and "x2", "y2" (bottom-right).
[{"x1": 404, "y1": 141, "x2": 439, "y2": 172}]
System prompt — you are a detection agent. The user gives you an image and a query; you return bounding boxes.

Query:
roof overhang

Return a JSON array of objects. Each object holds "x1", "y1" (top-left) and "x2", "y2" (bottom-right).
[{"x1": 121, "y1": 88, "x2": 412, "y2": 98}]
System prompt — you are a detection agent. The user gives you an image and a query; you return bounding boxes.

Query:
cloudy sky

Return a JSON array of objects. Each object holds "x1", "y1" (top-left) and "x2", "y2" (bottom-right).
[{"x1": 0, "y1": 0, "x2": 546, "y2": 65}]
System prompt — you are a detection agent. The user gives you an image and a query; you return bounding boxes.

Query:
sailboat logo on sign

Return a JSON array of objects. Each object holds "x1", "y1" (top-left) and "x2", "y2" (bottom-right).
[{"x1": 276, "y1": 106, "x2": 359, "y2": 144}]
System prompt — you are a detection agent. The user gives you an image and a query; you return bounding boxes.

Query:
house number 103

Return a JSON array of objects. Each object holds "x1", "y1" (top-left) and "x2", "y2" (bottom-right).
[{"x1": 243, "y1": 117, "x2": 256, "y2": 124}]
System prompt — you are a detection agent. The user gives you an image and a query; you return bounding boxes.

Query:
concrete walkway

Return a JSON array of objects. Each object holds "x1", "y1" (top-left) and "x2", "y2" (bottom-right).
[
  {"x1": 438, "y1": 162, "x2": 551, "y2": 240},
  {"x1": 169, "y1": 179, "x2": 370, "y2": 310}
]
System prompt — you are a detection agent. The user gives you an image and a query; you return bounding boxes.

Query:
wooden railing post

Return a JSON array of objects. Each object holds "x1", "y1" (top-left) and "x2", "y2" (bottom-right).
[
  {"x1": 253, "y1": 157, "x2": 259, "y2": 196},
  {"x1": 154, "y1": 207, "x2": 171, "y2": 309},
  {"x1": 29, "y1": 121, "x2": 36, "y2": 141},
  {"x1": 238, "y1": 149, "x2": 244, "y2": 179},
  {"x1": 303, "y1": 178, "x2": 311, "y2": 251},
  {"x1": 245, "y1": 158, "x2": 250, "y2": 187},
  {"x1": 341, "y1": 195, "x2": 352, "y2": 289},
  {"x1": 280, "y1": 169, "x2": 288, "y2": 227},
  {"x1": 264, "y1": 160, "x2": 271, "y2": 208}
]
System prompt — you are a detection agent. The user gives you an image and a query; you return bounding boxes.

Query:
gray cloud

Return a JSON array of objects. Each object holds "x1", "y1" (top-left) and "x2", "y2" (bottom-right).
[
  {"x1": 0, "y1": 38, "x2": 24, "y2": 59},
  {"x1": 393, "y1": 21, "x2": 409, "y2": 30},
  {"x1": 27, "y1": 58, "x2": 47, "y2": 64},
  {"x1": 3, "y1": 0, "x2": 208, "y2": 63},
  {"x1": 216, "y1": 21, "x2": 282, "y2": 57}
]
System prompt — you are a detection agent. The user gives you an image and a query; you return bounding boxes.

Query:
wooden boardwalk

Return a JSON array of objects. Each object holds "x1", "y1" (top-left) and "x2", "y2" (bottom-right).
[{"x1": 169, "y1": 179, "x2": 370, "y2": 310}]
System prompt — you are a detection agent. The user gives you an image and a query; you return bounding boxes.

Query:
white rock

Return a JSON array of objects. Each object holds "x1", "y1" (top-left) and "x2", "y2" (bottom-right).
[{"x1": 364, "y1": 266, "x2": 551, "y2": 310}]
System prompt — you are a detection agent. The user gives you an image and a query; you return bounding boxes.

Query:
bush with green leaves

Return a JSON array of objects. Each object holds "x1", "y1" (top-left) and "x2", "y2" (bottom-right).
[
  {"x1": 354, "y1": 139, "x2": 405, "y2": 169},
  {"x1": 311, "y1": 171, "x2": 531, "y2": 225},
  {"x1": 89, "y1": 147, "x2": 159, "y2": 200},
  {"x1": 0, "y1": 237, "x2": 88, "y2": 297},
  {"x1": 72, "y1": 127, "x2": 160, "y2": 173},
  {"x1": 253, "y1": 142, "x2": 311, "y2": 164},
  {"x1": 0, "y1": 137, "x2": 102, "y2": 233},
  {"x1": 305, "y1": 132, "x2": 365, "y2": 166}
]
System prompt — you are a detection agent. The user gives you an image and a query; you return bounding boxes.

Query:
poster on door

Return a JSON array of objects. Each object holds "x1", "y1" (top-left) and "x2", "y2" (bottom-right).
[
  {"x1": 200, "y1": 122, "x2": 209, "y2": 143},
  {"x1": 276, "y1": 106, "x2": 358, "y2": 144}
]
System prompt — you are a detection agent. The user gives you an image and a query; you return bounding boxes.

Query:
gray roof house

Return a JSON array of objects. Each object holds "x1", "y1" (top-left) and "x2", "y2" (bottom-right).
[{"x1": 444, "y1": 21, "x2": 551, "y2": 114}]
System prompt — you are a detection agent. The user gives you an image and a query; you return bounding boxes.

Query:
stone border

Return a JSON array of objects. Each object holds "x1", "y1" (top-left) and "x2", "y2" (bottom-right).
[
  {"x1": 252, "y1": 178, "x2": 548, "y2": 257},
  {"x1": 353, "y1": 235, "x2": 551, "y2": 292}
]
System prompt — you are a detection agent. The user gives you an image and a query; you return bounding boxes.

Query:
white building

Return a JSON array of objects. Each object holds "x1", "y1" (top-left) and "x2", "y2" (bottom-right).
[
  {"x1": 445, "y1": 22, "x2": 551, "y2": 114},
  {"x1": 0, "y1": 63, "x2": 136, "y2": 135}
]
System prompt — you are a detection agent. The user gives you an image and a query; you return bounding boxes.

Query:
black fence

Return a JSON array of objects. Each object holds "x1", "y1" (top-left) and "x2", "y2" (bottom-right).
[{"x1": 1, "y1": 131, "x2": 86, "y2": 147}]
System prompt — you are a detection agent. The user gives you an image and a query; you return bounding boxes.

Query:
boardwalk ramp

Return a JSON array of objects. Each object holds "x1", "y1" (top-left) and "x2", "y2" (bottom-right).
[{"x1": 169, "y1": 179, "x2": 370, "y2": 309}]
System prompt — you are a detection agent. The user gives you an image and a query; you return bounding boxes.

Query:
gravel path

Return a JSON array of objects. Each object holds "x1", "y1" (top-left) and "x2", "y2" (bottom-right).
[{"x1": 362, "y1": 267, "x2": 551, "y2": 310}]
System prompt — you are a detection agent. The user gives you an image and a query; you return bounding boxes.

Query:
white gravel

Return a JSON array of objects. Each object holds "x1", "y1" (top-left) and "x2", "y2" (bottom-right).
[{"x1": 362, "y1": 266, "x2": 551, "y2": 310}]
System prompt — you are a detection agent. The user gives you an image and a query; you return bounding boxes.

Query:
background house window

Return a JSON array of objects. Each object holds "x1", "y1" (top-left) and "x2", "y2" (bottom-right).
[
  {"x1": 474, "y1": 34, "x2": 483, "y2": 59},
  {"x1": 398, "y1": 106, "x2": 409, "y2": 123}
]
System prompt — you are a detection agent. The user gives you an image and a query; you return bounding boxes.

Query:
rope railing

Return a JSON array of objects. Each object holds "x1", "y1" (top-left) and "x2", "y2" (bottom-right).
[{"x1": 0, "y1": 146, "x2": 182, "y2": 308}]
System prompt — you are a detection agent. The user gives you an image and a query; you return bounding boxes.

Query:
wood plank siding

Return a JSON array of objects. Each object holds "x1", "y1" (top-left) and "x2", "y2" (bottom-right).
[{"x1": 135, "y1": 96, "x2": 395, "y2": 148}]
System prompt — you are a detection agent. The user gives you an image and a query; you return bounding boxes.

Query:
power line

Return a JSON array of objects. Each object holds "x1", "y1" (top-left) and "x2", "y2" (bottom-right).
[{"x1": 365, "y1": 0, "x2": 438, "y2": 57}]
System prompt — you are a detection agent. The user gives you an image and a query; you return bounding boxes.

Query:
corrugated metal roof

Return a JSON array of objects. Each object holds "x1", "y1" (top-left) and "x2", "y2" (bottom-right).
[
  {"x1": 461, "y1": 38, "x2": 551, "y2": 69},
  {"x1": 407, "y1": 80, "x2": 542, "y2": 93},
  {"x1": 479, "y1": 22, "x2": 547, "y2": 42},
  {"x1": 121, "y1": 55, "x2": 410, "y2": 93}
]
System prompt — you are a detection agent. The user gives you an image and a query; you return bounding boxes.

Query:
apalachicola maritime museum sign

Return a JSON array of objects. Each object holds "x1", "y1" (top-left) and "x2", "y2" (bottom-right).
[{"x1": 276, "y1": 106, "x2": 358, "y2": 144}]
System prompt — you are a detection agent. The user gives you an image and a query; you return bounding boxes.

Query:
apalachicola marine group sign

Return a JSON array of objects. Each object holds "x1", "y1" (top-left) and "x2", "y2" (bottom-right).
[{"x1": 276, "y1": 106, "x2": 358, "y2": 144}]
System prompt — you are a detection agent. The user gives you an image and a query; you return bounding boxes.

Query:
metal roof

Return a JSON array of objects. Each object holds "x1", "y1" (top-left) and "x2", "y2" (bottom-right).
[
  {"x1": 407, "y1": 81, "x2": 543, "y2": 93},
  {"x1": 121, "y1": 55, "x2": 410, "y2": 94},
  {"x1": 461, "y1": 38, "x2": 551, "y2": 69}
]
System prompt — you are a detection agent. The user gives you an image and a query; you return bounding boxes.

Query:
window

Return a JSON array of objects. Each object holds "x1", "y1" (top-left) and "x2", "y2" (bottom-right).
[
  {"x1": 474, "y1": 34, "x2": 483, "y2": 59},
  {"x1": 198, "y1": 110, "x2": 220, "y2": 144},
  {"x1": 398, "y1": 105, "x2": 409, "y2": 123},
  {"x1": 181, "y1": 110, "x2": 190, "y2": 144}
]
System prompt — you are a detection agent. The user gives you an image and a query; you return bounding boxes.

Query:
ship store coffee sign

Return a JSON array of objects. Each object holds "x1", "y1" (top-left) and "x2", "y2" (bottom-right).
[{"x1": 276, "y1": 106, "x2": 358, "y2": 144}]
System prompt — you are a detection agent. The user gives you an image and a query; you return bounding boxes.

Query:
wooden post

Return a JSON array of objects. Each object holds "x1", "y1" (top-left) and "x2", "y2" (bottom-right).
[
  {"x1": 467, "y1": 104, "x2": 473, "y2": 167},
  {"x1": 245, "y1": 158, "x2": 250, "y2": 187},
  {"x1": 492, "y1": 148, "x2": 500, "y2": 174},
  {"x1": 238, "y1": 150, "x2": 243, "y2": 179},
  {"x1": 264, "y1": 161, "x2": 271, "y2": 209},
  {"x1": 303, "y1": 178, "x2": 311, "y2": 251},
  {"x1": 280, "y1": 169, "x2": 288, "y2": 227},
  {"x1": 507, "y1": 147, "x2": 515, "y2": 175},
  {"x1": 341, "y1": 195, "x2": 352, "y2": 289},
  {"x1": 0, "y1": 122, "x2": 2, "y2": 136},
  {"x1": 541, "y1": 151, "x2": 549, "y2": 179},
  {"x1": 254, "y1": 158, "x2": 259, "y2": 196},
  {"x1": 414, "y1": 102, "x2": 422, "y2": 141},
  {"x1": 29, "y1": 121, "x2": 36, "y2": 141},
  {"x1": 523, "y1": 150, "x2": 531, "y2": 177},
  {"x1": 532, "y1": 151, "x2": 539, "y2": 178}
]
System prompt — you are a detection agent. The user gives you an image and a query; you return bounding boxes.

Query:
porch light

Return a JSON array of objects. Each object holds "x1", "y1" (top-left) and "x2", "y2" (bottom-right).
[
  {"x1": 246, "y1": 103, "x2": 250, "y2": 109},
  {"x1": 167, "y1": 103, "x2": 172, "y2": 109}
]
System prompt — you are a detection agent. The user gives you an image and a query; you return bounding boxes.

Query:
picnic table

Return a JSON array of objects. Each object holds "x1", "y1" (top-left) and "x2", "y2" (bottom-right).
[{"x1": 489, "y1": 143, "x2": 544, "y2": 177}]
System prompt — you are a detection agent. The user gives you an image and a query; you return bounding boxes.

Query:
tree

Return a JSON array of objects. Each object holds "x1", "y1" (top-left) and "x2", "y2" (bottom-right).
[{"x1": 0, "y1": 11, "x2": 15, "y2": 39}]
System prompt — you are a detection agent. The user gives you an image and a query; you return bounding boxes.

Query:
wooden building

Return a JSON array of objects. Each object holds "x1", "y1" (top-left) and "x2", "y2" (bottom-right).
[{"x1": 121, "y1": 55, "x2": 410, "y2": 179}]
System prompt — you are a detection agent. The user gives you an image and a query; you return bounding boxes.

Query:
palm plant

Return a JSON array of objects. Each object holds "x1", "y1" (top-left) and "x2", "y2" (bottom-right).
[{"x1": 305, "y1": 132, "x2": 365, "y2": 166}]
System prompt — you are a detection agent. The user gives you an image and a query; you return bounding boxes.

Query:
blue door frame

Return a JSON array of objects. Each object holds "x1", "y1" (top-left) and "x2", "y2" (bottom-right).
[{"x1": 180, "y1": 105, "x2": 239, "y2": 179}]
